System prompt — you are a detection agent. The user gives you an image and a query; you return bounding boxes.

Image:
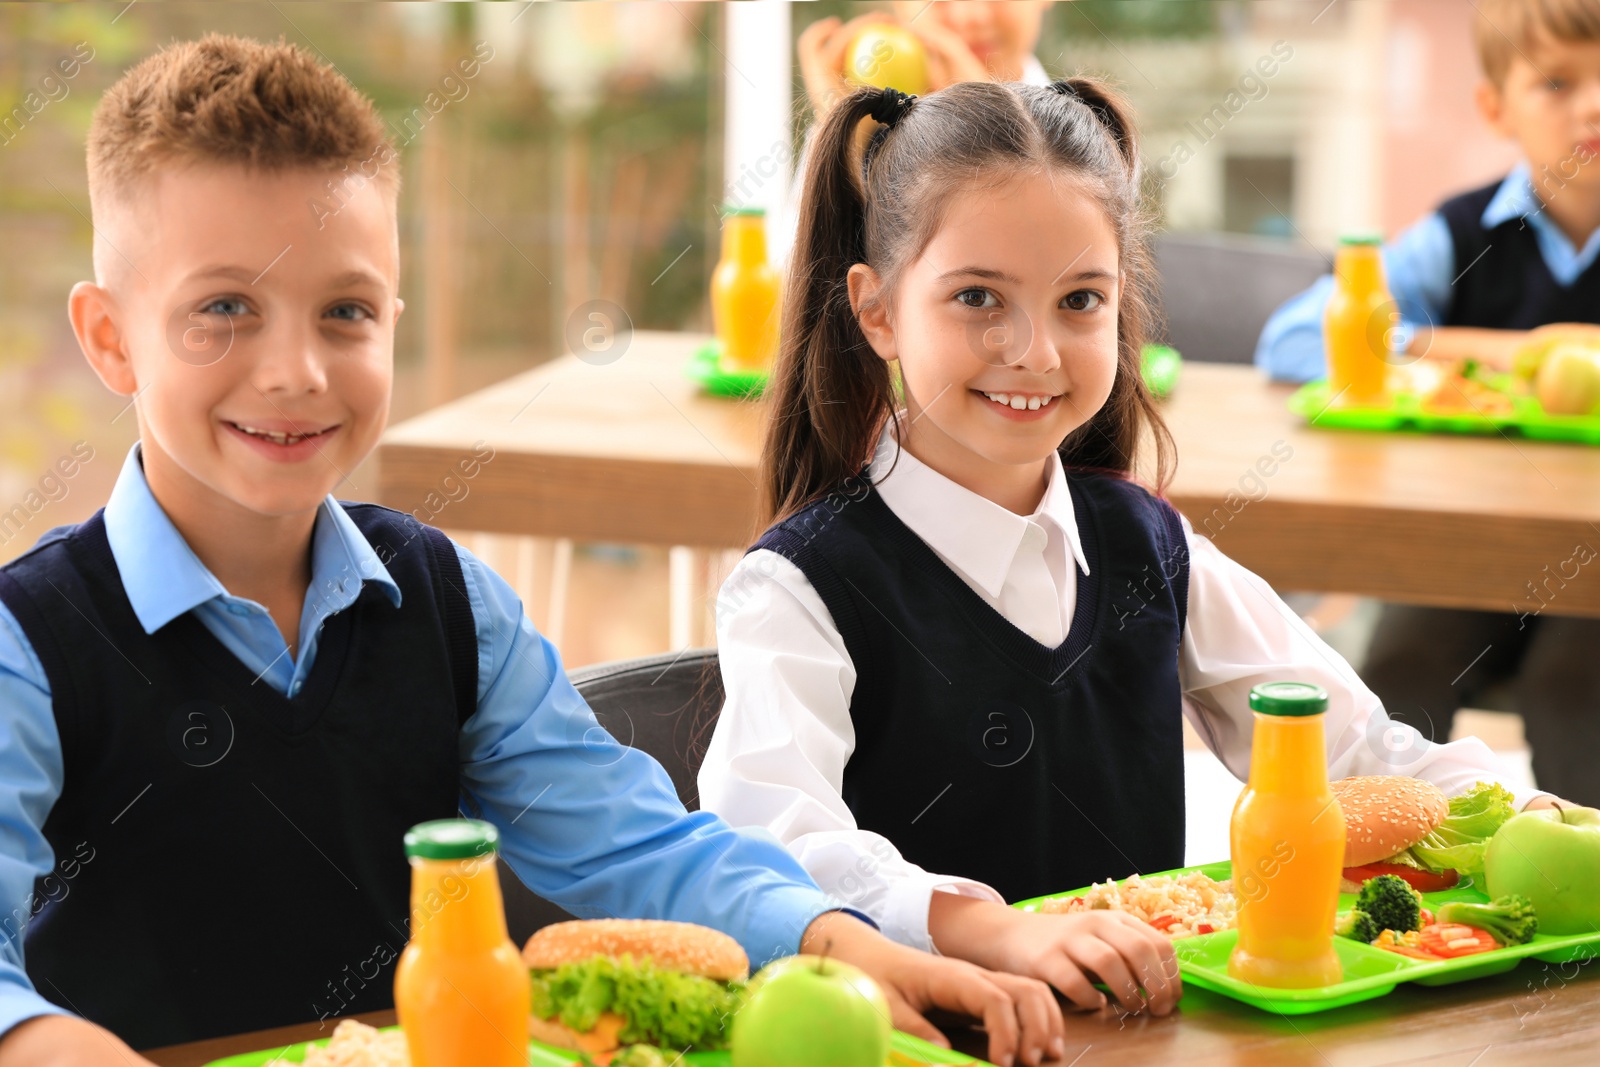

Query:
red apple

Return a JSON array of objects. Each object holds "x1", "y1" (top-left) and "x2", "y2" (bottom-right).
[
  {"x1": 1484, "y1": 805, "x2": 1600, "y2": 935},
  {"x1": 730, "y1": 954, "x2": 892, "y2": 1067}
]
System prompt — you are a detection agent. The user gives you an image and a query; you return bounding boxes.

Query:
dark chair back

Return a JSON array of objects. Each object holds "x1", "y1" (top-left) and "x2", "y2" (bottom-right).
[
  {"x1": 498, "y1": 649, "x2": 724, "y2": 945},
  {"x1": 1153, "y1": 231, "x2": 1328, "y2": 364}
]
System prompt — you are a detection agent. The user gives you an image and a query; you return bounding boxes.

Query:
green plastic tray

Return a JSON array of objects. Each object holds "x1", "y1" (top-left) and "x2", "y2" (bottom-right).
[
  {"x1": 202, "y1": 1027, "x2": 985, "y2": 1066},
  {"x1": 687, "y1": 339, "x2": 768, "y2": 399},
  {"x1": 1014, "y1": 860, "x2": 1600, "y2": 1015},
  {"x1": 1287, "y1": 378, "x2": 1600, "y2": 445}
]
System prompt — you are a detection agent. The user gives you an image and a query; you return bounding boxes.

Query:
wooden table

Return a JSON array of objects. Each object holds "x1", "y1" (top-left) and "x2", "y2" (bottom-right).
[
  {"x1": 378, "y1": 331, "x2": 1600, "y2": 618},
  {"x1": 146, "y1": 958, "x2": 1600, "y2": 1066}
]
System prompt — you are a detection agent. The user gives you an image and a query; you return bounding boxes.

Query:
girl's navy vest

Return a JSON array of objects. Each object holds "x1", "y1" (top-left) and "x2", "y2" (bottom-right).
[
  {"x1": 0, "y1": 505, "x2": 476, "y2": 1050},
  {"x1": 751, "y1": 469, "x2": 1190, "y2": 904},
  {"x1": 1438, "y1": 178, "x2": 1600, "y2": 328}
]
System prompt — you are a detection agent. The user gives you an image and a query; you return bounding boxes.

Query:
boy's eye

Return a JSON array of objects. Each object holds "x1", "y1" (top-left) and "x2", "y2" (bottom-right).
[
  {"x1": 327, "y1": 302, "x2": 374, "y2": 322},
  {"x1": 1546, "y1": 78, "x2": 1569, "y2": 91},
  {"x1": 955, "y1": 288, "x2": 998, "y2": 309},
  {"x1": 1064, "y1": 290, "x2": 1105, "y2": 312},
  {"x1": 200, "y1": 297, "x2": 250, "y2": 317}
]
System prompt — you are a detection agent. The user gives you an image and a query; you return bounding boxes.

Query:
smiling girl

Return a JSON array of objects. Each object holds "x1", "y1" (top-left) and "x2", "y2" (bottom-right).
[{"x1": 698, "y1": 78, "x2": 1550, "y2": 1025}]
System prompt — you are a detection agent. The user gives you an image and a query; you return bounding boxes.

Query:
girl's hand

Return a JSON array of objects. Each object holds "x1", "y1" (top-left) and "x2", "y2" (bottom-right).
[
  {"x1": 797, "y1": 12, "x2": 894, "y2": 121},
  {"x1": 0, "y1": 1015, "x2": 157, "y2": 1067},
  {"x1": 929, "y1": 894, "x2": 1182, "y2": 1017},
  {"x1": 802, "y1": 910, "x2": 1065, "y2": 1067},
  {"x1": 907, "y1": 19, "x2": 994, "y2": 90}
]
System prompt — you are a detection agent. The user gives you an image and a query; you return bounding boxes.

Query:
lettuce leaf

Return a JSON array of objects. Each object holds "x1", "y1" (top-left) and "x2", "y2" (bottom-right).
[
  {"x1": 1409, "y1": 782, "x2": 1517, "y2": 879},
  {"x1": 529, "y1": 955, "x2": 744, "y2": 1051}
]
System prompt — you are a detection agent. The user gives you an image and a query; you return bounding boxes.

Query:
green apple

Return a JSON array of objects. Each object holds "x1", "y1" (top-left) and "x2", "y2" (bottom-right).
[
  {"x1": 1484, "y1": 805, "x2": 1600, "y2": 935},
  {"x1": 730, "y1": 954, "x2": 892, "y2": 1067},
  {"x1": 844, "y1": 25, "x2": 929, "y2": 96},
  {"x1": 1535, "y1": 342, "x2": 1600, "y2": 415}
]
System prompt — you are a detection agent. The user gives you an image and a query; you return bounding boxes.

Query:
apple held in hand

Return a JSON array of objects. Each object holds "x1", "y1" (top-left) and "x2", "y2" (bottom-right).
[
  {"x1": 845, "y1": 25, "x2": 929, "y2": 96},
  {"x1": 1485, "y1": 805, "x2": 1600, "y2": 935},
  {"x1": 1535, "y1": 342, "x2": 1600, "y2": 415},
  {"x1": 730, "y1": 954, "x2": 892, "y2": 1067}
]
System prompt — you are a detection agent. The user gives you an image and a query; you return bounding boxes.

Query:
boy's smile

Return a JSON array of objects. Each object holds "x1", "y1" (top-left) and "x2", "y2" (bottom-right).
[{"x1": 73, "y1": 162, "x2": 402, "y2": 519}]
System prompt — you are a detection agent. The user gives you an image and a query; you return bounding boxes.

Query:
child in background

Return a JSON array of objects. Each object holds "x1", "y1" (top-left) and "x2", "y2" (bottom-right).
[
  {"x1": 1254, "y1": 0, "x2": 1600, "y2": 805},
  {"x1": 699, "y1": 75, "x2": 1570, "y2": 1020},
  {"x1": 0, "y1": 35, "x2": 1063, "y2": 1067},
  {"x1": 799, "y1": 1, "x2": 1056, "y2": 121}
]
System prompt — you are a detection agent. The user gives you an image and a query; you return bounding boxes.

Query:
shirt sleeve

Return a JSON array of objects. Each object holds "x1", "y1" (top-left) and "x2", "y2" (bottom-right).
[
  {"x1": 698, "y1": 549, "x2": 1004, "y2": 954},
  {"x1": 448, "y1": 542, "x2": 839, "y2": 967},
  {"x1": 0, "y1": 601, "x2": 73, "y2": 1040},
  {"x1": 1253, "y1": 212, "x2": 1456, "y2": 383},
  {"x1": 1175, "y1": 514, "x2": 1551, "y2": 811}
]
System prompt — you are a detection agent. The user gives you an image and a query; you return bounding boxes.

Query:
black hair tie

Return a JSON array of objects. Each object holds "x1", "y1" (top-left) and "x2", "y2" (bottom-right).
[
  {"x1": 1049, "y1": 78, "x2": 1116, "y2": 134},
  {"x1": 1048, "y1": 79, "x2": 1079, "y2": 100},
  {"x1": 867, "y1": 86, "x2": 917, "y2": 127}
]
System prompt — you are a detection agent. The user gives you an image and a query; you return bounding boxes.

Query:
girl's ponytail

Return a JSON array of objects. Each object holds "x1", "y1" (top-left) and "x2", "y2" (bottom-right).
[{"x1": 759, "y1": 89, "x2": 908, "y2": 529}]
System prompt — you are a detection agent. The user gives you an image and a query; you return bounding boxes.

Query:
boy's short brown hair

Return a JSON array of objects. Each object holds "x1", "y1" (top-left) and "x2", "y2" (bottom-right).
[
  {"x1": 1474, "y1": 0, "x2": 1600, "y2": 85},
  {"x1": 87, "y1": 33, "x2": 398, "y2": 215}
]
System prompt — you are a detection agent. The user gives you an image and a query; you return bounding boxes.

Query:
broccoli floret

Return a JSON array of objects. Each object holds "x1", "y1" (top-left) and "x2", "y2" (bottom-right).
[
  {"x1": 1356, "y1": 874, "x2": 1422, "y2": 934},
  {"x1": 1437, "y1": 895, "x2": 1539, "y2": 946},
  {"x1": 1334, "y1": 909, "x2": 1380, "y2": 942}
]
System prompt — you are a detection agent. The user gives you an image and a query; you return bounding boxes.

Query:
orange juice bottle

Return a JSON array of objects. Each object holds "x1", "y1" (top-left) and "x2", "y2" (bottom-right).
[
  {"x1": 395, "y1": 820, "x2": 529, "y2": 1067},
  {"x1": 1227, "y1": 683, "x2": 1345, "y2": 989},
  {"x1": 710, "y1": 206, "x2": 781, "y2": 372},
  {"x1": 1324, "y1": 234, "x2": 1394, "y2": 407}
]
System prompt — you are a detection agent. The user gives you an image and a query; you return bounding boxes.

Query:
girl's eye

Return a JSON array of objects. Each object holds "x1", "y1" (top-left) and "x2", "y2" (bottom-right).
[
  {"x1": 200, "y1": 297, "x2": 249, "y2": 317},
  {"x1": 1064, "y1": 290, "x2": 1105, "y2": 312},
  {"x1": 955, "y1": 288, "x2": 998, "y2": 309},
  {"x1": 327, "y1": 303, "x2": 374, "y2": 322}
]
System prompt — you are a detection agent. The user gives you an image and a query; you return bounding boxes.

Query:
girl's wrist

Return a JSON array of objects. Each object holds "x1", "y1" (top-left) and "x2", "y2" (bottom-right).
[{"x1": 927, "y1": 891, "x2": 1022, "y2": 970}]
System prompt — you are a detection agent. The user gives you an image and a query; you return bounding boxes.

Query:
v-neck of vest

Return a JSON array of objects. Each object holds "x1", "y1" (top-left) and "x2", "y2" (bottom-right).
[
  {"x1": 860, "y1": 478, "x2": 1100, "y2": 684},
  {"x1": 77, "y1": 512, "x2": 358, "y2": 735}
]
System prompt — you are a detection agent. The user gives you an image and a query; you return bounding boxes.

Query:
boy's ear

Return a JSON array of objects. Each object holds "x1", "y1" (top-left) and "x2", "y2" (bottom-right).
[
  {"x1": 846, "y1": 264, "x2": 897, "y2": 364},
  {"x1": 1475, "y1": 79, "x2": 1511, "y2": 137},
  {"x1": 393, "y1": 296, "x2": 405, "y2": 326},
  {"x1": 68, "y1": 281, "x2": 138, "y2": 396}
]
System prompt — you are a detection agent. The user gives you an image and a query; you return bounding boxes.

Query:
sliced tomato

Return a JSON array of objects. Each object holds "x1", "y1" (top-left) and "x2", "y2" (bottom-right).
[
  {"x1": 1418, "y1": 923, "x2": 1499, "y2": 958},
  {"x1": 1342, "y1": 863, "x2": 1459, "y2": 893},
  {"x1": 1196, "y1": 923, "x2": 1216, "y2": 935},
  {"x1": 1149, "y1": 914, "x2": 1179, "y2": 931}
]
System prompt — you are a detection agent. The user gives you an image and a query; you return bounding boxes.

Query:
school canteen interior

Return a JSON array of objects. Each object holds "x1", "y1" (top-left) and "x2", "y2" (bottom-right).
[{"x1": 0, "y1": 1, "x2": 1545, "y2": 866}]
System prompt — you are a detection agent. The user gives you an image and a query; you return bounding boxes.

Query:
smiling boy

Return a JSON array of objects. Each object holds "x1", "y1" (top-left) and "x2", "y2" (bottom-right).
[
  {"x1": 1254, "y1": 0, "x2": 1600, "y2": 807},
  {"x1": 0, "y1": 34, "x2": 1063, "y2": 1067}
]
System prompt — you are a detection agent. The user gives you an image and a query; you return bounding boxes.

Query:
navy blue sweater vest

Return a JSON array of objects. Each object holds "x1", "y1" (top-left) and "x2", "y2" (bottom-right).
[
  {"x1": 0, "y1": 505, "x2": 477, "y2": 1050},
  {"x1": 1438, "y1": 178, "x2": 1600, "y2": 329},
  {"x1": 752, "y1": 470, "x2": 1190, "y2": 904}
]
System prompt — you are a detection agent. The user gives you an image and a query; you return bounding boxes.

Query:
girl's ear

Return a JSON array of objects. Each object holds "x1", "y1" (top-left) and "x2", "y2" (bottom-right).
[{"x1": 847, "y1": 263, "x2": 898, "y2": 364}]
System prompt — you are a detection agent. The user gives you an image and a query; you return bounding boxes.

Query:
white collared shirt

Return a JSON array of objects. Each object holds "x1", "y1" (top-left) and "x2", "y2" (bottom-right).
[{"x1": 698, "y1": 427, "x2": 1548, "y2": 952}]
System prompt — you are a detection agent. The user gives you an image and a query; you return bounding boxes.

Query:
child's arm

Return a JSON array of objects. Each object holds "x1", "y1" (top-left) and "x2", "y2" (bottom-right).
[
  {"x1": 704, "y1": 551, "x2": 1179, "y2": 1018},
  {"x1": 1176, "y1": 515, "x2": 1550, "y2": 809},
  {"x1": 0, "y1": 1015, "x2": 152, "y2": 1067},
  {"x1": 1255, "y1": 213, "x2": 1455, "y2": 382},
  {"x1": 0, "y1": 606, "x2": 103, "y2": 1063},
  {"x1": 1410, "y1": 321, "x2": 1600, "y2": 372}
]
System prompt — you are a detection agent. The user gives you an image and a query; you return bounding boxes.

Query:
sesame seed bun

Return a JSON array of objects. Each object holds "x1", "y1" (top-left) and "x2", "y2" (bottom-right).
[
  {"x1": 521, "y1": 919, "x2": 749, "y2": 982},
  {"x1": 1332, "y1": 775, "x2": 1449, "y2": 867}
]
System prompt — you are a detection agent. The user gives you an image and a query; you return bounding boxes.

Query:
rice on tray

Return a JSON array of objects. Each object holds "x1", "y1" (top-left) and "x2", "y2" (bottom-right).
[{"x1": 1038, "y1": 871, "x2": 1237, "y2": 938}]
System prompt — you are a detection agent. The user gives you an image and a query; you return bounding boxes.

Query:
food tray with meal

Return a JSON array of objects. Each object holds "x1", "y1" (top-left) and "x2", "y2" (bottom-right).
[
  {"x1": 200, "y1": 1022, "x2": 977, "y2": 1067},
  {"x1": 1286, "y1": 357, "x2": 1600, "y2": 445},
  {"x1": 1014, "y1": 778, "x2": 1600, "y2": 1015}
]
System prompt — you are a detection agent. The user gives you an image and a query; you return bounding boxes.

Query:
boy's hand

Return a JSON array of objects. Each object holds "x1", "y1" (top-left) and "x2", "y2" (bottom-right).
[
  {"x1": 797, "y1": 12, "x2": 895, "y2": 121},
  {"x1": 929, "y1": 893, "x2": 1182, "y2": 1018},
  {"x1": 0, "y1": 1014, "x2": 156, "y2": 1067},
  {"x1": 801, "y1": 910, "x2": 1064, "y2": 1067}
]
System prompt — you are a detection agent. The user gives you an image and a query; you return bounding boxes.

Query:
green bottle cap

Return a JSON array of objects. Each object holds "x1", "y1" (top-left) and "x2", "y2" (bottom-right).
[
  {"x1": 1248, "y1": 681, "x2": 1330, "y2": 716},
  {"x1": 722, "y1": 205, "x2": 767, "y2": 218},
  {"x1": 1338, "y1": 232, "x2": 1383, "y2": 246},
  {"x1": 404, "y1": 819, "x2": 500, "y2": 860}
]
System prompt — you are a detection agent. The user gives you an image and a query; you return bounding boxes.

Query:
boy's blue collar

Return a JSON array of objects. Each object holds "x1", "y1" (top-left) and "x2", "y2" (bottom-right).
[
  {"x1": 102, "y1": 442, "x2": 402, "y2": 634},
  {"x1": 1480, "y1": 161, "x2": 1541, "y2": 228}
]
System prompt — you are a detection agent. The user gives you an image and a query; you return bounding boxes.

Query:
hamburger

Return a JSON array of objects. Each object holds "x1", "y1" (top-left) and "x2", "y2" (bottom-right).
[
  {"x1": 1333, "y1": 776, "x2": 1516, "y2": 893},
  {"x1": 523, "y1": 919, "x2": 748, "y2": 1056}
]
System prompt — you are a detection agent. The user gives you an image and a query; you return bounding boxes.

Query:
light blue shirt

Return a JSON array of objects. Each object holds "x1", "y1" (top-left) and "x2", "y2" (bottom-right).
[
  {"x1": 1255, "y1": 162, "x2": 1600, "y2": 381},
  {"x1": 0, "y1": 444, "x2": 842, "y2": 1040}
]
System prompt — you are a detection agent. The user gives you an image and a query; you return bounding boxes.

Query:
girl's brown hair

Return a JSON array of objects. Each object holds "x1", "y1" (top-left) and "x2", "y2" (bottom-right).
[{"x1": 759, "y1": 77, "x2": 1175, "y2": 530}]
